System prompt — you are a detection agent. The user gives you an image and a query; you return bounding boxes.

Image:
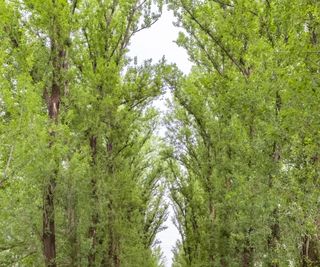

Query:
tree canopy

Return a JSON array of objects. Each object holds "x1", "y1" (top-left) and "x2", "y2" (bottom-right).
[{"x1": 1, "y1": 0, "x2": 319, "y2": 267}]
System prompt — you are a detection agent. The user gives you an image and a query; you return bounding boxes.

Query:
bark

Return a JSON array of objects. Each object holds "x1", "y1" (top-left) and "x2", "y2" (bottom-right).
[
  {"x1": 242, "y1": 246, "x2": 253, "y2": 267},
  {"x1": 43, "y1": 80, "x2": 61, "y2": 267},
  {"x1": 67, "y1": 190, "x2": 78, "y2": 266},
  {"x1": 302, "y1": 234, "x2": 320, "y2": 267},
  {"x1": 42, "y1": 4, "x2": 68, "y2": 264},
  {"x1": 300, "y1": 10, "x2": 320, "y2": 267},
  {"x1": 267, "y1": 91, "x2": 281, "y2": 267},
  {"x1": 43, "y1": 178, "x2": 56, "y2": 267},
  {"x1": 105, "y1": 144, "x2": 121, "y2": 267},
  {"x1": 88, "y1": 135, "x2": 99, "y2": 267},
  {"x1": 301, "y1": 213, "x2": 320, "y2": 265},
  {"x1": 108, "y1": 229, "x2": 121, "y2": 267}
]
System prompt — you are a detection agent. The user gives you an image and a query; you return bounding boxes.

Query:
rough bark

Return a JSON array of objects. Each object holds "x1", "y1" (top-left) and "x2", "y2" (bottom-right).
[
  {"x1": 67, "y1": 189, "x2": 78, "y2": 266},
  {"x1": 43, "y1": 178, "x2": 57, "y2": 267},
  {"x1": 267, "y1": 91, "x2": 281, "y2": 267},
  {"x1": 88, "y1": 135, "x2": 99, "y2": 267},
  {"x1": 302, "y1": 234, "x2": 320, "y2": 267},
  {"x1": 43, "y1": 81, "x2": 61, "y2": 267},
  {"x1": 42, "y1": 4, "x2": 68, "y2": 264}
]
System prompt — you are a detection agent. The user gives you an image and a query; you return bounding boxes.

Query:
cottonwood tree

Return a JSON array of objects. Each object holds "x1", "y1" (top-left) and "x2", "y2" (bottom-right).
[
  {"x1": 167, "y1": 0, "x2": 320, "y2": 266},
  {"x1": 0, "y1": 0, "x2": 168, "y2": 266}
]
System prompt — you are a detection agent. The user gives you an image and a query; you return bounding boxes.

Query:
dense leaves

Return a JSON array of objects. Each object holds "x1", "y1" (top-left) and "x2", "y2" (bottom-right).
[
  {"x1": 166, "y1": 0, "x2": 320, "y2": 266},
  {"x1": 0, "y1": 0, "x2": 168, "y2": 266},
  {"x1": 1, "y1": 0, "x2": 320, "y2": 266}
]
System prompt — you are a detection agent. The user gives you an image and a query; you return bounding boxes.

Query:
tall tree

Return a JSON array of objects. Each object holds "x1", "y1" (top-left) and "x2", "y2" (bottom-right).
[
  {"x1": 167, "y1": 0, "x2": 320, "y2": 266},
  {"x1": 0, "y1": 0, "x2": 168, "y2": 266}
]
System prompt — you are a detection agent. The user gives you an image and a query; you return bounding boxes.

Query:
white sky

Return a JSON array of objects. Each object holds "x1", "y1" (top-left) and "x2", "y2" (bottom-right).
[
  {"x1": 129, "y1": 9, "x2": 191, "y2": 74},
  {"x1": 128, "y1": 8, "x2": 192, "y2": 267}
]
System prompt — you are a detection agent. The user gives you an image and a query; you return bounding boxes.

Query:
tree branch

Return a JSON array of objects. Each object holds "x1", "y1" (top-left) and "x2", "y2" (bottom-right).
[{"x1": 0, "y1": 146, "x2": 14, "y2": 188}]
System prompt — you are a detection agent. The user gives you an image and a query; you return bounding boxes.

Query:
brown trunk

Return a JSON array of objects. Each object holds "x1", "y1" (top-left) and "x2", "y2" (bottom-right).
[
  {"x1": 42, "y1": 6, "x2": 68, "y2": 263},
  {"x1": 108, "y1": 218, "x2": 120, "y2": 267},
  {"x1": 242, "y1": 246, "x2": 253, "y2": 267},
  {"x1": 267, "y1": 91, "x2": 281, "y2": 267},
  {"x1": 43, "y1": 179, "x2": 56, "y2": 267},
  {"x1": 109, "y1": 147, "x2": 120, "y2": 267},
  {"x1": 300, "y1": 12, "x2": 319, "y2": 267},
  {"x1": 101, "y1": 142, "x2": 120, "y2": 267},
  {"x1": 43, "y1": 85, "x2": 60, "y2": 266},
  {"x1": 302, "y1": 235, "x2": 310, "y2": 267},
  {"x1": 88, "y1": 136, "x2": 99, "y2": 267},
  {"x1": 302, "y1": 234, "x2": 320, "y2": 267},
  {"x1": 67, "y1": 189, "x2": 78, "y2": 266},
  {"x1": 268, "y1": 211, "x2": 280, "y2": 267},
  {"x1": 241, "y1": 228, "x2": 254, "y2": 267}
]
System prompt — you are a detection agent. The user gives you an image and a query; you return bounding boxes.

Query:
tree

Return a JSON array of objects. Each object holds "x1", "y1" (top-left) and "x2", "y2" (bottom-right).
[
  {"x1": 167, "y1": 0, "x2": 320, "y2": 266},
  {"x1": 0, "y1": 0, "x2": 168, "y2": 266}
]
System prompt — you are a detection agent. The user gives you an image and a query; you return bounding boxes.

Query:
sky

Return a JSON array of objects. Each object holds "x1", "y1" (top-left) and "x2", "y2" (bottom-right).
[
  {"x1": 128, "y1": 9, "x2": 191, "y2": 74},
  {"x1": 128, "y1": 8, "x2": 192, "y2": 267}
]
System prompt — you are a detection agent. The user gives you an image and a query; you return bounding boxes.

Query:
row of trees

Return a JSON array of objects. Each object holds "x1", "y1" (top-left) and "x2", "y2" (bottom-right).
[
  {"x1": 1, "y1": 0, "x2": 320, "y2": 266},
  {"x1": 0, "y1": 0, "x2": 172, "y2": 266},
  {"x1": 167, "y1": 0, "x2": 320, "y2": 266}
]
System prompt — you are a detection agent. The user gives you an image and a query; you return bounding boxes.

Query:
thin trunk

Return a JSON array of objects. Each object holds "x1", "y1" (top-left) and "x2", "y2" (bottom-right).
[
  {"x1": 43, "y1": 178, "x2": 56, "y2": 267},
  {"x1": 241, "y1": 116, "x2": 255, "y2": 266},
  {"x1": 108, "y1": 231, "x2": 120, "y2": 267},
  {"x1": 302, "y1": 233, "x2": 320, "y2": 266},
  {"x1": 302, "y1": 235, "x2": 310, "y2": 267},
  {"x1": 242, "y1": 244, "x2": 253, "y2": 267},
  {"x1": 267, "y1": 91, "x2": 281, "y2": 267},
  {"x1": 67, "y1": 190, "x2": 78, "y2": 266},
  {"x1": 106, "y1": 142, "x2": 121, "y2": 267},
  {"x1": 88, "y1": 135, "x2": 99, "y2": 267}
]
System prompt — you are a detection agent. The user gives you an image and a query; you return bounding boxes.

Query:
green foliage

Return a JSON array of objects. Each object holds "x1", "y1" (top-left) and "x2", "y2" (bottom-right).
[
  {"x1": 167, "y1": 0, "x2": 320, "y2": 266},
  {"x1": 1, "y1": 0, "x2": 320, "y2": 266},
  {"x1": 0, "y1": 0, "x2": 168, "y2": 266}
]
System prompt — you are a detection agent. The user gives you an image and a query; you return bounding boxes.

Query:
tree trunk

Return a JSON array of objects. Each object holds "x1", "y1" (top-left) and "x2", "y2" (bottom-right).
[
  {"x1": 88, "y1": 135, "x2": 99, "y2": 267},
  {"x1": 42, "y1": 4, "x2": 67, "y2": 262},
  {"x1": 43, "y1": 82, "x2": 61, "y2": 266},
  {"x1": 242, "y1": 246, "x2": 253, "y2": 267},
  {"x1": 302, "y1": 234, "x2": 320, "y2": 267},
  {"x1": 67, "y1": 189, "x2": 78, "y2": 266},
  {"x1": 108, "y1": 231, "x2": 121, "y2": 267},
  {"x1": 43, "y1": 178, "x2": 56, "y2": 267},
  {"x1": 267, "y1": 91, "x2": 281, "y2": 267}
]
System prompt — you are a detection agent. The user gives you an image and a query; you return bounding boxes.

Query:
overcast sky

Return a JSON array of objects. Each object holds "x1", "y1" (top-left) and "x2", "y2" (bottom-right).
[
  {"x1": 128, "y1": 9, "x2": 191, "y2": 74},
  {"x1": 128, "y1": 8, "x2": 192, "y2": 267}
]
